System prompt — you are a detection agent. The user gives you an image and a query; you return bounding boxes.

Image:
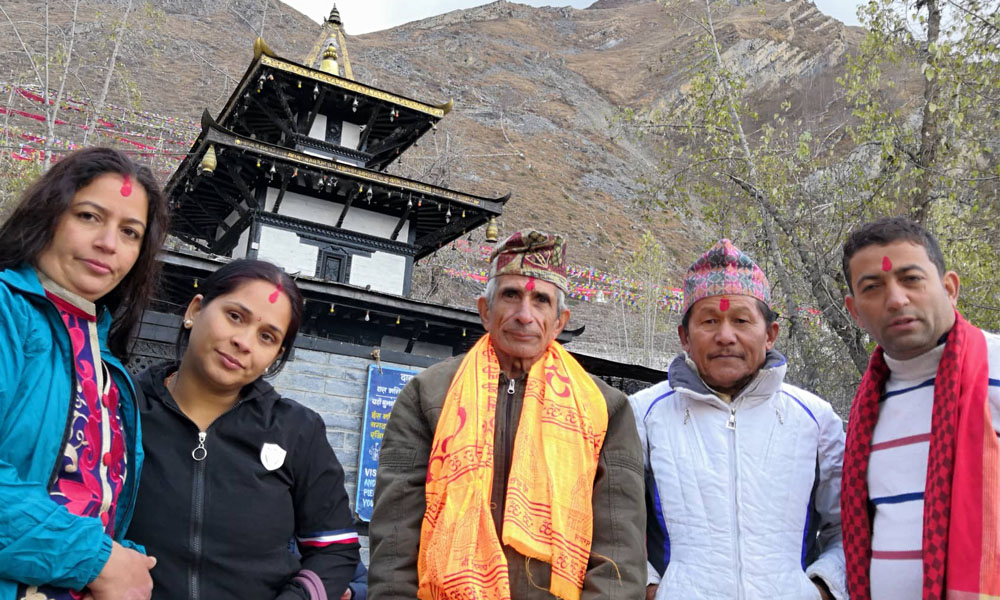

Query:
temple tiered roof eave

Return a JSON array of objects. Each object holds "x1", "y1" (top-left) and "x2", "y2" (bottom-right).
[
  {"x1": 168, "y1": 111, "x2": 505, "y2": 210},
  {"x1": 165, "y1": 112, "x2": 509, "y2": 260},
  {"x1": 208, "y1": 39, "x2": 452, "y2": 172},
  {"x1": 249, "y1": 38, "x2": 452, "y2": 119}
]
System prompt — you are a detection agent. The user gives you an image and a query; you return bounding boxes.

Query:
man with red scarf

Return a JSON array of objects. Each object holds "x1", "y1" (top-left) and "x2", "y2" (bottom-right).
[{"x1": 841, "y1": 217, "x2": 1000, "y2": 600}]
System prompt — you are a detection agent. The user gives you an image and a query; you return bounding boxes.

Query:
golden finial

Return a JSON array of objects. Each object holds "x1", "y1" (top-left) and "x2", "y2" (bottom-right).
[
  {"x1": 485, "y1": 217, "x2": 499, "y2": 243},
  {"x1": 320, "y1": 45, "x2": 339, "y2": 75},
  {"x1": 198, "y1": 144, "x2": 217, "y2": 176}
]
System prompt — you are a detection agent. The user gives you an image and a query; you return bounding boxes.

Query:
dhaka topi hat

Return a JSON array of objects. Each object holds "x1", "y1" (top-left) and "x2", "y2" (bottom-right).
[
  {"x1": 682, "y1": 238, "x2": 771, "y2": 314},
  {"x1": 488, "y1": 230, "x2": 569, "y2": 292}
]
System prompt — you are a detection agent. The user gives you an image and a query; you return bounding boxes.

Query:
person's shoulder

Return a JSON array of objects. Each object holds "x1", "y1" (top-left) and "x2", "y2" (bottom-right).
[
  {"x1": 270, "y1": 389, "x2": 325, "y2": 428},
  {"x1": 0, "y1": 267, "x2": 51, "y2": 353},
  {"x1": 132, "y1": 361, "x2": 177, "y2": 410},
  {"x1": 779, "y1": 382, "x2": 839, "y2": 422},
  {"x1": 628, "y1": 379, "x2": 673, "y2": 404},
  {"x1": 399, "y1": 355, "x2": 463, "y2": 407},
  {"x1": 587, "y1": 370, "x2": 621, "y2": 398},
  {"x1": 0, "y1": 266, "x2": 40, "y2": 315},
  {"x1": 265, "y1": 394, "x2": 338, "y2": 460},
  {"x1": 237, "y1": 376, "x2": 327, "y2": 435},
  {"x1": 412, "y1": 354, "x2": 463, "y2": 385},
  {"x1": 627, "y1": 379, "x2": 673, "y2": 421},
  {"x1": 981, "y1": 329, "x2": 1000, "y2": 374},
  {"x1": 780, "y1": 381, "x2": 825, "y2": 402},
  {"x1": 0, "y1": 264, "x2": 43, "y2": 294}
]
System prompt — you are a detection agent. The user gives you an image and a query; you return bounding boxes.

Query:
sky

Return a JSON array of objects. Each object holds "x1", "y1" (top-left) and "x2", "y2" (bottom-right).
[{"x1": 281, "y1": 0, "x2": 864, "y2": 35}]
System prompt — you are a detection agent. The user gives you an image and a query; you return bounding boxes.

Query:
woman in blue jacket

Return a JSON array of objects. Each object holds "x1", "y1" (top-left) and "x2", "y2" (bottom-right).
[{"x1": 0, "y1": 148, "x2": 169, "y2": 600}]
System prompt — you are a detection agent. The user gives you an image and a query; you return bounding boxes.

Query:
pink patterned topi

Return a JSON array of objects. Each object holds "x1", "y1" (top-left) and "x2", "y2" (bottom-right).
[{"x1": 682, "y1": 238, "x2": 771, "y2": 314}]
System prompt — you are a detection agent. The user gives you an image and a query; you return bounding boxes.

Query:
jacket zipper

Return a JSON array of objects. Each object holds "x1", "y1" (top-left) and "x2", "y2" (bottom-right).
[
  {"x1": 727, "y1": 404, "x2": 744, "y2": 600},
  {"x1": 164, "y1": 391, "x2": 245, "y2": 600},
  {"x1": 189, "y1": 430, "x2": 207, "y2": 600},
  {"x1": 499, "y1": 377, "x2": 517, "y2": 529},
  {"x1": 504, "y1": 377, "x2": 516, "y2": 466}
]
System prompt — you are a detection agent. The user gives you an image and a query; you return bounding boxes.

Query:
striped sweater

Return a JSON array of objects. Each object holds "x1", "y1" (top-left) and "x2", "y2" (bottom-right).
[{"x1": 868, "y1": 330, "x2": 1000, "y2": 600}]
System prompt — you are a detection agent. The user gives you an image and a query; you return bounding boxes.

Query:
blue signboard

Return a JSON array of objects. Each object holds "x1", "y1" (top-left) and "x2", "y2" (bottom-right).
[{"x1": 356, "y1": 364, "x2": 419, "y2": 522}]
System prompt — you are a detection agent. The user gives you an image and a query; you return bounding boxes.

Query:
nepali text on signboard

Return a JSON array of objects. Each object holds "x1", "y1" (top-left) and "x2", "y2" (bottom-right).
[{"x1": 355, "y1": 364, "x2": 418, "y2": 521}]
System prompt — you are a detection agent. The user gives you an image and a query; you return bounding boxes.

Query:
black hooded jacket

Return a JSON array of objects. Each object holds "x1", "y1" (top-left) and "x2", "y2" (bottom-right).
[{"x1": 127, "y1": 362, "x2": 360, "y2": 600}]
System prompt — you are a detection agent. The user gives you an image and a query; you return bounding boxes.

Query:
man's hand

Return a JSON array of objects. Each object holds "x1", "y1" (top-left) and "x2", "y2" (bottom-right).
[
  {"x1": 812, "y1": 578, "x2": 833, "y2": 600},
  {"x1": 87, "y1": 542, "x2": 156, "y2": 600},
  {"x1": 339, "y1": 587, "x2": 353, "y2": 600},
  {"x1": 645, "y1": 584, "x2": 658, "y2": 600}
]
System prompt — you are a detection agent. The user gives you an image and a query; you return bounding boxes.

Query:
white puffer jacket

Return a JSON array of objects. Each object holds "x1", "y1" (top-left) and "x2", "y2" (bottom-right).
[{"x1": 630, "y1": 351, "x2": 848, "y2": 600}]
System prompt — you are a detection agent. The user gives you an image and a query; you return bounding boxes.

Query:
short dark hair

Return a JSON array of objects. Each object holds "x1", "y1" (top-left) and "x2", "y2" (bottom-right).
[
  {"x1": 176, "y1": 259, "x2": 304, "y2": 376},
  {"x1": 681, "y1": 298, "x2": 778, "y2": 331},
  {"x1": 842, "y1": 217, "x2": 946, "y2": 293},
  {"x1": 0, "y1": 147, "x2": 170, "y2": 359}
]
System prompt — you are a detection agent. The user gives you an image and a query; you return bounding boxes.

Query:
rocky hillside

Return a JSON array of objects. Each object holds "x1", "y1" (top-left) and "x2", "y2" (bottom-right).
[{"x1": 0, "y1": 0, "x2": 877, "y2": 364}]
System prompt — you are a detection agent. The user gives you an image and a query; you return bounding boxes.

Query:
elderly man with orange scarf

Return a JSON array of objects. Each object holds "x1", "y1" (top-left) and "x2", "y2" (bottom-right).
[{"x1": 369, "y1": 230, "x2": 646, "y2": 600}]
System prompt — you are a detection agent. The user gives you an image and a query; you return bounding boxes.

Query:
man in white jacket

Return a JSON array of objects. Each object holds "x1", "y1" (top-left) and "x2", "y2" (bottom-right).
[{"x1": 631, "y1": 239, "x2": 847, "y2": 600}]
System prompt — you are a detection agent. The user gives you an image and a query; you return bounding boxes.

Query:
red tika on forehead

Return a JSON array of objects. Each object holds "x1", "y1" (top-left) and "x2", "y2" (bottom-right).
[
  {"x1": 881, "y1": 256, "x2": 892, "y2": 272},
  {"x1": 525, "y1": 277, "x2": 535, "y2": 291},
  {"x1": 268, "y1": 283, "x2": 283, "y2": 304},
  {"x1": 719, "y1": 298, "x2": 730, "y2": 312},
  {"x1": 120, "y1": 174, "x2": 132, "y2": 197}
]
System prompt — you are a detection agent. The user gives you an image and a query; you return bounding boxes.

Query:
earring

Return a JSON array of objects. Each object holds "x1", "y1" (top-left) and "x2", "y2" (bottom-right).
[{"x1": 183, "y1": 318, "x2": 193, "y2": 329}]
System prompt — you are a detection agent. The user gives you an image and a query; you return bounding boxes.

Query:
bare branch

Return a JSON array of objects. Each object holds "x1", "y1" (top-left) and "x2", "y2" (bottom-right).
[
  {"x1": 0, "y1": 2, "x2": 44, "y2": 88},
  {"x1": 84, "y1": 0, "x2": 133, "y2": 145}
]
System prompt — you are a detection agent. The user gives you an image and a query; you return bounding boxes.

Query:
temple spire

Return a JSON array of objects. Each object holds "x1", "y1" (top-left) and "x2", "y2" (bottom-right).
[
  {"x1": 327, "y1": 4, "x2": 341, "y2": 25},
  {"x1": 304, "y1": 3, "x2": 354, "y2": 80}
]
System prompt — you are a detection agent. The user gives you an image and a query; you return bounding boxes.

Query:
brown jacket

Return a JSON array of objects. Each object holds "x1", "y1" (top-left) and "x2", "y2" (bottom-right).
[{"x1": 369, "y1": 351, "x2": 646, "y2": 599}]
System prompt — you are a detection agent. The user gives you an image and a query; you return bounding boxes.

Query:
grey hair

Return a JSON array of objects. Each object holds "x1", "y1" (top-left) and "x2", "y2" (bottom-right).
[{"x1": 483, "y1": 277, "x2": 568, "y2": 313}]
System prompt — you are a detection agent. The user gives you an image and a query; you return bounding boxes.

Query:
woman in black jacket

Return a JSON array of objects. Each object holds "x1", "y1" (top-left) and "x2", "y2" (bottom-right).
[{"x1": 127, "y1": 259, "x2": 359, "y2": 600}]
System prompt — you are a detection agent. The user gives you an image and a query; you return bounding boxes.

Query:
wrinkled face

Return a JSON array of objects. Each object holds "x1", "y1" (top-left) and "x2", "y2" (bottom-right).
[
  {"x1": 845, "y1": 241, "x2": 959, "y2": 360},
  {"x1": 35, "y1": 173, "x2": 148, "y2": 302},
  {"x1": 679, "y1": 295, "x2": 779, "y2": 395},
  {"x1": 183, "y1": 279, "x2": 291, "y2": 393},
  {"x1": 477, "y1": 274, "x2": 570, "y2": 367}
]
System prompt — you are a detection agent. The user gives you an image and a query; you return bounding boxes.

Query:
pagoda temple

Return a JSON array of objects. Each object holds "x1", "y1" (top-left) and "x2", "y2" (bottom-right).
[
  {"x1": 134, "y1": 6, "x2": 522, "y2": 368},
  {"x1": 129, "y1": 4, "x2": 665, "y2": 536}
]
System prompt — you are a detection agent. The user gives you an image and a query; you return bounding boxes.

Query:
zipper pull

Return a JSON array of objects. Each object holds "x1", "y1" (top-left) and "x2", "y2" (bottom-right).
[
  {"x1": 726, "y1": 407, "x2": 736, "y2": 430},
  {"x1": 507, "y1": 378, "x2": 516, "y2": 396},
  {"x1": 776, "y1": 407, "x2": 784, "y2": 425},
  {"x1": 683, "y1": 407, "x2": 691, "y2": 425},
  {"x1": 192, "y1": 431, "x2": 208, "y2": 461}
]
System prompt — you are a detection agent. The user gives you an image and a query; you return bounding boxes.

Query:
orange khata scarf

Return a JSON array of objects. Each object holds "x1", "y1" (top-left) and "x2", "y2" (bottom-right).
[
  {"x1": 842, "y1": 312, "x2": 1000, "y2": 599},
  {"x1": 417, "y1": 334, "x2": 608, "y2": 600}
]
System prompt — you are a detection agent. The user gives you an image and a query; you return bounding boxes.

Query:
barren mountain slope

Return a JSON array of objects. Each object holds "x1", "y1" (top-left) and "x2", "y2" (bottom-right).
[{"x1": 0, "y1": 0, "x2": 882, "y2": 362}]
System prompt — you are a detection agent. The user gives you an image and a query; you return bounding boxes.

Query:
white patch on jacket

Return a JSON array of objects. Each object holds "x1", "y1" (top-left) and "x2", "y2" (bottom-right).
[{"x1": 260, "y1": 443, "x2": 287, "y2": 471}]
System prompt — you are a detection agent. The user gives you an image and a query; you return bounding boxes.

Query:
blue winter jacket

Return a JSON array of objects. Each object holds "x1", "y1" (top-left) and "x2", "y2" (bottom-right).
[{"x1": 0, "y1": 264, "x2": 143, "y2": 599}]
